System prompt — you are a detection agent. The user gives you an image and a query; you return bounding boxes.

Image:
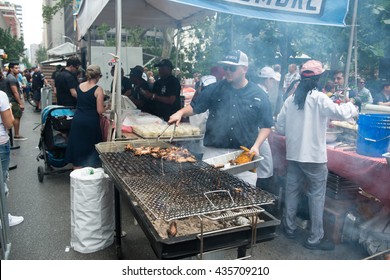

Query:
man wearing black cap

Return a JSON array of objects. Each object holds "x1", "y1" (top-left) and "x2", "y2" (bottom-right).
[
  {"x1": 141, "y1": 59, "x2": 181, "y2": 121},
  {"x1": 110, "y1": 66, "x2": 132, "y2": 97},
  {"x1": 129, "y1": 65, "x2": 150, "y2": 110},
  {"x1": 169, "y1": 50, "x2": 273, "y2": 185}
]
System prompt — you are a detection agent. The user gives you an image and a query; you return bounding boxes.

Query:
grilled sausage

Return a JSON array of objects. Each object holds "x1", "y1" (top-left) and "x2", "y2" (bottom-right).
[{"x1": 167, "y1": 221, "x2": 177, "y2": 237}]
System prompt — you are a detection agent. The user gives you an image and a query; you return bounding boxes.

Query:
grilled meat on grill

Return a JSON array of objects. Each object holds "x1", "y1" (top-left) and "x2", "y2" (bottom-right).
[
  {"x1": 231, "y1": 146, "x2": 255, "y2": 165},
  {"x1": 125, "y1": 144, "x2": 197, "y2": 163},
  {"x1": 167, "y1": 221, "x2": 177, "y2": 237}
]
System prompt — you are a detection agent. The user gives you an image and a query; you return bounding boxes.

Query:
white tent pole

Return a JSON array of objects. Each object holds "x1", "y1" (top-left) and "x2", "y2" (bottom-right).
[
  {"x1": 87, "y1": 29, "x2": 92, "y2": 66},
  {"x1": 344, "y1": 0, "x2": 358, "y2": 99},
  {"x1": 354, "y1": 20, "x2": 358, "y2": 90},
  {"x1": 175, "y1": 28, "x2": 181, "y2": 70},
  {"x1": 115, "y1": 0, "x2": 122, "y2": 139}
]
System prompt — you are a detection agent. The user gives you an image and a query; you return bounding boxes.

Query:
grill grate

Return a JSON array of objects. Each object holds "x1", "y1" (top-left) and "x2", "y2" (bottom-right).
[
  {"x1": 120, "y1": 168, "x2": 274, "y2": 221},
  {"x1": 99, "y1": 146, "x2": 274, "y2": 222},
  {"x1": 101, "y1": 151, "x2": 212, "y2": 177}
]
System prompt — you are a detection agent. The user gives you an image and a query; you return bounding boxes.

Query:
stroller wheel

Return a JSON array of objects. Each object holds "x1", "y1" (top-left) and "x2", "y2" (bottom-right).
[{"x1": 37, "y1": 166, "x2": 44, "y2": 182}]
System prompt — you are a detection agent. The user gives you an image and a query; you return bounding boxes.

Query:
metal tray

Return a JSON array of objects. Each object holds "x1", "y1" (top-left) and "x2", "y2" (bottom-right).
[
  {"x1": 203, "y1": 150, "x2": 263, "y2": 175},
  {"x1": 132, "y1": 131, "x2": 204, "y2": 142},
  {"x1": 127, "y1": 197, "x2": 280, "y2": 259},
  {"x1": 132, "y1": 124, "x2": 204, "y2": 142}
]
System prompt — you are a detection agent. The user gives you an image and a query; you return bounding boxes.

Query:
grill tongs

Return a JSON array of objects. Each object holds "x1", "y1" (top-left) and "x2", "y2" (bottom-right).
[{"x1": 157, "y1": 123, "x2": 177, "y2": 142}]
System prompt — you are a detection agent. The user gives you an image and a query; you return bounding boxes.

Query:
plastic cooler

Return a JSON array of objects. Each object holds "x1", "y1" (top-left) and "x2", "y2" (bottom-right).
[{"x1": 356, "y1": 114, "x2": 390, "y2": 157}]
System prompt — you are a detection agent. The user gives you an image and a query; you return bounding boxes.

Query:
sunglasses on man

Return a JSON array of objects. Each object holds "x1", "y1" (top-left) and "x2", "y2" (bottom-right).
[{"x1": 222, "y1": 65, "x2": 238, "y2": 72}]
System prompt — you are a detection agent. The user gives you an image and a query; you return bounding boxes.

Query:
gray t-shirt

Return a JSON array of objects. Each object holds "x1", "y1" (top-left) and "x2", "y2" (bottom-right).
[{"x1": 6, "y1": 73, "x2": 21, "y2": 102}]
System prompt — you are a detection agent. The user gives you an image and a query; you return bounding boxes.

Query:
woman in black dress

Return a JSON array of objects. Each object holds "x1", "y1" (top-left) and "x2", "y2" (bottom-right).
[{"x1": 66, "y1": 65, "x2": 107, "y2": 168}]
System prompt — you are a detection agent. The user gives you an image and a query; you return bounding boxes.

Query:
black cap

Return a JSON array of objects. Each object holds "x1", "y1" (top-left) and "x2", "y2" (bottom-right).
[
  {"x1": 154, "y1": 59, "x2": 173, "y2": 68},
  {"x1": 382, "y1": 81, "x2": 390, "y2": 89},
  {"x1": 130, "y1": 65, "x2": 144, "y2": 78}
]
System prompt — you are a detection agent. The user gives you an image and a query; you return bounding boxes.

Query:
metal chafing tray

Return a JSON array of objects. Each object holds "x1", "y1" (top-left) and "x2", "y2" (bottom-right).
[
  {"x1": 132, "y1": 124, "x2": 204, "y2": 142},
  {"x1": 203, "y1": 150, "x2": 263, "y2": 175},
  {"x1": 133, "y1": 133, "x2": 205, "y2": 142}
]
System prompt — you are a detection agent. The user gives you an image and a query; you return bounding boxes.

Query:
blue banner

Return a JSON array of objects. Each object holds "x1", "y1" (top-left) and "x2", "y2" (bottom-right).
[{"x1": 169, "y1": 0, "x2": 350, "y2": 27}]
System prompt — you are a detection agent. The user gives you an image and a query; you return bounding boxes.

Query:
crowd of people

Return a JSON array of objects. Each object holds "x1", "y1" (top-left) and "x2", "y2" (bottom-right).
[
  {"x1": 52, "y1": 56, "x2": 183, "y2": 168},
  {"x1": 167, "y1": 50, "x2": 372, "y2": 252},
  {"x1": 1, "y1": 49, "x2": 388, "y2": 255},
  {"x1": 45, "y1": 53, "x2": 390, "y2": 254}
]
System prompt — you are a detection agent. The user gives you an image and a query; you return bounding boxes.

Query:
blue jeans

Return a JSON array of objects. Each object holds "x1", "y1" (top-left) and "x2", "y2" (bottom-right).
[
  {"x1": 0, "y1": 141, "x2": 11, "y2": 192},
  {"x1": 283, "y1": 160, "x2": 328, "y2": 244}
]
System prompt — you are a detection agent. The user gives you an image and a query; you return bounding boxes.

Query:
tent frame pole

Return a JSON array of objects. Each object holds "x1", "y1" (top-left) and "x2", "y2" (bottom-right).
[
  {"x1": 115, "y1": 0, "x2": 122, "y2": 139},
  {"x1": 344, "y1": 0, "x2": 358, "y2": 99}
]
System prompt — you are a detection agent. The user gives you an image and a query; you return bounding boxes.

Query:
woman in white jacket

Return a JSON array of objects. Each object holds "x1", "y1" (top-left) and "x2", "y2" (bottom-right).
[{"x1": 276, "y1": 60, "x2": 358, "y2": 251}]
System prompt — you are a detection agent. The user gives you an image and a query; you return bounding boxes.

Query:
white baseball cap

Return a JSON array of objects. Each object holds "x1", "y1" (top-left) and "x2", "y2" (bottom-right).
[
  {"x1": 218, "y1": 50, "x2": 249, "y2": 67},
  {"x1": 258, "y1": 66, "x2": 280, "y2": 81},
  {"x1": 201, "y1": 75, "x2": 217, "y2": 87}
]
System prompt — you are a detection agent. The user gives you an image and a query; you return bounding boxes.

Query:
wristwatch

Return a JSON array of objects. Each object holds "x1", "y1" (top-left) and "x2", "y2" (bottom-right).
[{"x1": 151, "y1": 94, "x2": 156, "y2": 100}]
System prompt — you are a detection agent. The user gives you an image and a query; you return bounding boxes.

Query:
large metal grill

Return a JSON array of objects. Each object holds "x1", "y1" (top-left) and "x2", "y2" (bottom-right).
[
  {"x1": 97, "y1": 141, "x2": 274, "y2": 222},
  {"x1": 120, "y1": 169, "x2": 274, "y2": 221}
]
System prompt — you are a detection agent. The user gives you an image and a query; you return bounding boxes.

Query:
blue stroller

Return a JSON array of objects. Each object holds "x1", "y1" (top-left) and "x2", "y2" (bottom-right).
[{"x1": 36, "y1": 105, "x2": 75, "y2": 182}]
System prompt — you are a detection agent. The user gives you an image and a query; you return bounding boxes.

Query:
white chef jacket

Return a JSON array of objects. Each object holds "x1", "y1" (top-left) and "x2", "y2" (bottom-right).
[{"x1": 275, "y1": 89, "x2": 358, "y2": 163}]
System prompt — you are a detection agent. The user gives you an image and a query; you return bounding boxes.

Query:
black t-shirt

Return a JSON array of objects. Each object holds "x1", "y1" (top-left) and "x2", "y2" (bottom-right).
[
  {"x1": 32, "y1": 71, "x2": 45, "y2": 90},
  {"x1": 110, "y1": 76, "x2": 132, "y2": 95},
  {"x1": 149, "y1": 75, "x2": 181, "y2": 121},
  {"x1": 51, "y1": 70, "x2": 61, "y2": 82},
  {"x1": 191, "y1": 80, "x2": 274, "y2": 149},
  {"x1": 130, "y1": 79, "x2": 150, "y2": 109},
  {"x1": 55, "y1": 69, "x2": 79, "y2": 106}
]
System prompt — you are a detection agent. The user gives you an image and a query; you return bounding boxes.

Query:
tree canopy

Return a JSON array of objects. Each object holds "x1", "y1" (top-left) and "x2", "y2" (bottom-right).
[
  {"x1": 0, "y1": 28, "x2": 25, "y2": 63},
  {"x1": 35, "y1": 45, "x2": 48, "y2": 65},
  {"x1": 41, "y1": 0, "x2": 389, "y2": 81},
  {"x1": 42, "y1": 0, "x2": 72, "y2": 23},
  {"x1": 175, "y1": 0, "x2": 389, "y2": 80}
]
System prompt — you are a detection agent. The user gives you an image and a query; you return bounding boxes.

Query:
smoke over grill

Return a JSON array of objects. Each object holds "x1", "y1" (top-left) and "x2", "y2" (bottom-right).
[{"x1": 100, "y1": 149, "x2": 274, "y2": 221}]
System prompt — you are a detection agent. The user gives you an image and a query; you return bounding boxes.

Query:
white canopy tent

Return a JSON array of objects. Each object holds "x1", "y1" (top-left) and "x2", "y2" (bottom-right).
[
  {"x1": 47, "y1": 42, "x2": 77, "y2": 57},
  {"x1": 76, "y1": 0, "x2": 213, "y2": 139},
  {"x1": 76, "y1": 0, "x2": 212, "y2": 41}
]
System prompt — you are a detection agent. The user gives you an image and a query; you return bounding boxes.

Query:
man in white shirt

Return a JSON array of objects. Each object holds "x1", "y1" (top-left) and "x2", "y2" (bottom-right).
[
  {"x1": 255, "y1": 67, "x2": 279, "y2": 193},
  {"x1": 283, "y1": 64, "x2": 300, "y2": 93},
  {"x1": 276, "y1": 60, "x2": 358, "y2": 251}
]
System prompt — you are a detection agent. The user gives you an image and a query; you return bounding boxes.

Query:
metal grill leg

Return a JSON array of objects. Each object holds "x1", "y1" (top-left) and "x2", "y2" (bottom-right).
[
  {"x1": 114, "y1": 186, "x2": 122, "y2": 259},
  {"x1": 237, "y1": 246, "x2": 247, "y2": 258}
]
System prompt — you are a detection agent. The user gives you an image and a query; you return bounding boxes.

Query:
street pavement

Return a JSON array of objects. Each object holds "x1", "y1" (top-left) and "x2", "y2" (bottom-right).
[{"x1": 6, "y1": 103, "x2": 368, "y2": 260}]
